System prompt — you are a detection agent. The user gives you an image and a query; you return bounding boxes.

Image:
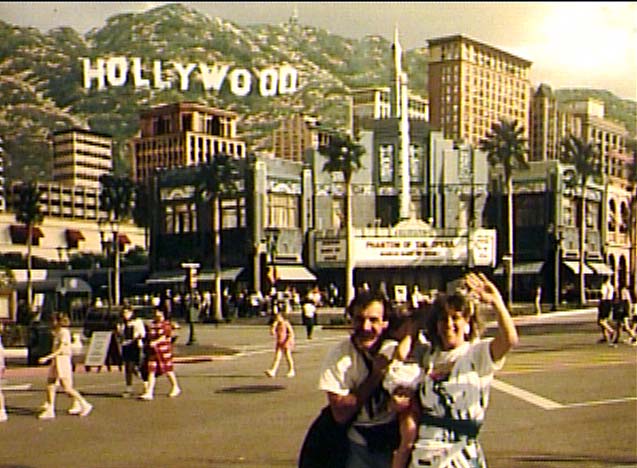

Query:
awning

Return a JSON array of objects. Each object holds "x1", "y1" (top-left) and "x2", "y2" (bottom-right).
[
  {"x1": 198, "y1": 267, "x2": 244, "y2": 282},
  {"x1": 9, "y1": 225, "x2": 44, "y2": 244},
  {"x1": 587, "y1": 261, "x2": 614, "y2": 276},
  {"x1": 273, "y1": 265, "x2": 317, "y2": 282},
  {"x1": 117, "y1": 233, "x2": 131, "y2": 245},
  {"x1": 65, "y1": 229, "x2": 85, "y2": 243},
  {"x1": 57, "y1": 277, "x2": 92, "y2": 295},
  {"x1": 145, "y1": 272, "x2": 186, "y2": 285},
  {"x1": 493, "y1": 261, "x2": 545, "y2": 275},
  {"x1": 563, "y1": 260, "x2": 594, "y2": 275}
]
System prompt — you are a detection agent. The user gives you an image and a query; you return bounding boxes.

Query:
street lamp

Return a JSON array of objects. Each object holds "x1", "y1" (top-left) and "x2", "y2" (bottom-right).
[
  {"x1": 265, "y1": 228, "x2": 280, "y2": 293},
  {"x1": 181, "y1": 262, "x2": 200, "y2": 345},
  {"x1": 97, "y1": 218, "x2": 121, "y2": 307},
  {"x1": 548, "y1": 224, "x2": 563, "y2": 311}
]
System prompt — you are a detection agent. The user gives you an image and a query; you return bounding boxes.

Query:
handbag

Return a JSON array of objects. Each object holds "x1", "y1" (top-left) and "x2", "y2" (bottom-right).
[{"x1": 298, "y1": 405, "x2": 351, "y2": 468}]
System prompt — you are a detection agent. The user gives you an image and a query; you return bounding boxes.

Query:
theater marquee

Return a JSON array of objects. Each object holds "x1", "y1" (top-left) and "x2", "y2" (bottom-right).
[{"x1": 315, "y1": 229, "x2": 496, "y2": 268}]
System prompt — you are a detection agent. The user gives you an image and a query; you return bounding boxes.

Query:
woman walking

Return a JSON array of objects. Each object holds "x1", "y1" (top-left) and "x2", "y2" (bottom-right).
[
  {"x1": 265, "y1": 311, "x2": 296, "y2": 378},
  {"x1": 139, "y1": 308, "x2": 181, "y2": 400},
  {"x1": 38, "y1": 313, "x2": 92, "y2": 419}
]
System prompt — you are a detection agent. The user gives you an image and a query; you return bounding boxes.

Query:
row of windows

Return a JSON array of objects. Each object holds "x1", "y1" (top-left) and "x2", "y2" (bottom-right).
[
  {"x1": 55, "y1": 137, "x2": 112, "y2": 150},
  {"x1": 54, "y1": 149, "x2": 112, "y2": 161},
  {"x1": 53, "y1": 160, "x2": 112, "y2": 171}
]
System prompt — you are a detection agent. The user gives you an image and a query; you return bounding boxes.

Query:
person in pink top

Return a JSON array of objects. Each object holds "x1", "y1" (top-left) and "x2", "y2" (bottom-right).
[{"x1": 265, "y1": 311, "x2": 296, "y2": 378}]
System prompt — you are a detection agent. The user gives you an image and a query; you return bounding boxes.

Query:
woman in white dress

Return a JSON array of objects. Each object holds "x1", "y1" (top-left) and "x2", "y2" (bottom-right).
[{"x1": 38, "y1": 313, "x2": 92, "y2": 419}]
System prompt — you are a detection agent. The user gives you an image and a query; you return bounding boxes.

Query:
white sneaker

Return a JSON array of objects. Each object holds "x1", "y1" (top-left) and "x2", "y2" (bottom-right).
[
  {"x1": 0, "y1": 410, "x2": 7, "y2": 422},
  {"x1": 68, "y1": 401, "x2": 82, "y2": 415},
  {"x1": 169, "y1": 387, "x2": 181, "y2": 398},
  {"x1": 286, "y1": 370, "x2": 296, "y2": 378},
  {"x1": 138, "y1": 392, "x2": 153, "y2": 401},
  {"x1": 40, "y1": 402, "x2": 50, "y2": 411},
  {"x1": 79, "y1": 403, "x2": 93, "y2": 417},
  {"x1": 264, "y1": 369, "x2": 275, "y2": 378},
  {"x1": 38, "y1": 409, "x2": 55, "y2": 420}
]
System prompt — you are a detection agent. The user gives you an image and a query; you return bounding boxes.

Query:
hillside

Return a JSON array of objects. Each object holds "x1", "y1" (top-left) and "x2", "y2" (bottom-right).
[{"x1": 0, "y1": 3, "x2": 634, "y2": 182}]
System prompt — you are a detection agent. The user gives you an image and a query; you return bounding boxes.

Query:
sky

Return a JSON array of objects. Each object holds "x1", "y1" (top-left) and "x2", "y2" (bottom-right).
[{"x1": 0, "y1": 1, "x2": 636, "y2": 101}]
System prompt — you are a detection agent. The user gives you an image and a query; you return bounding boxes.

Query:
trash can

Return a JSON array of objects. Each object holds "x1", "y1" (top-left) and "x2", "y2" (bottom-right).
[{"x1": 27, "y1": 322, "x2": 53, "y2": 366}]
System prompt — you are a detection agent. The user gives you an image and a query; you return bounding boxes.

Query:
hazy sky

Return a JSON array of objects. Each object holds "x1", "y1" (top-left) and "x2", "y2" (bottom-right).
[{"x1": 1, "y1": 2, "x2": 636, "y2": 101}]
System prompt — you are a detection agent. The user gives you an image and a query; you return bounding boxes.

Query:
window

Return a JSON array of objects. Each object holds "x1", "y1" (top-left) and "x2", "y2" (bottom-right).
[{"x1": 379, "y1": 144, "x2": 394, "y2": 183}]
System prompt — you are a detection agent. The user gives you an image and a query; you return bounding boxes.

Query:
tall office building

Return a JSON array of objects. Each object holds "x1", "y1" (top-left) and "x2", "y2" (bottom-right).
[
  {"x1": 52, "y1": 128, "x2": 113, "y2": 190},
  {"x1": 427, "y1": 34, "x2": 532, "y2": 146},
  {"x1": 272, "y1": 114, "x2": 329, "y2": 161},
  {"x1": 529, "y1": 84, "x2": 583, "y2": 162},
  {"x1": 130, "y1": 102, "x2": 246, "y2": 182}
]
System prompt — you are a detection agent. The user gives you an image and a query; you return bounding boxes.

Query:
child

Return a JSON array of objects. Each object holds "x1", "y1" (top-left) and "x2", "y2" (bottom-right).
[
  {"x1": 0, "y1": 323, "x2": 7, "y2": 421},
  {"x1": 265, "y1": 311, "x2": 296, "y2": 378},
  {"x1": 382, "y1": 303, "x2": 430, "y2": 468},
  {"x1": 38, "y1": 312, "x2": 92, "y2": 419}
]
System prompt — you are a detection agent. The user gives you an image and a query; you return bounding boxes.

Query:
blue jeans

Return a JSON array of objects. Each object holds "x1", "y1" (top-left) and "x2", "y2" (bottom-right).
[{"x1": 346, "y1": 441, "x2": 392, "y2": 468}]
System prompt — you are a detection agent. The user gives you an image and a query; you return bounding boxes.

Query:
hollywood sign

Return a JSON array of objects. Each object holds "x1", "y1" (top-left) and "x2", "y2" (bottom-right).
[{"x1": 80, "y1": 57, "x2": 299, "y2": 96}]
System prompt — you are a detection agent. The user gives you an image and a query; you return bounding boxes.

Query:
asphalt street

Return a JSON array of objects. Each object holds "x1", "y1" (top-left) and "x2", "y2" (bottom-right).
[{"x1": 0, "y1": 309, "x2": 635, "y2": 468}]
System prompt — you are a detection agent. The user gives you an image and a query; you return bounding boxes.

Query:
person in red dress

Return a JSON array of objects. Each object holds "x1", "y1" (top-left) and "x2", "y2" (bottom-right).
[
  {"x1": 139, "y1": 308, "x2": 181, "y2": 400},
  {"x1": 265, "y1": 311, "x2": 296, "y2": 378}
]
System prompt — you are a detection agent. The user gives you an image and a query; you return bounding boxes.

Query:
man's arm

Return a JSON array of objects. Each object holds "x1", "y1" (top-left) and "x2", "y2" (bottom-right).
[{"x1": 326, "y1": 354, "x2": 390, "y2": 424}]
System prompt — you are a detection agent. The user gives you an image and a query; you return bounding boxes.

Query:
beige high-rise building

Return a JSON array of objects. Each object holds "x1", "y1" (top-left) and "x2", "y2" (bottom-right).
[
  {"x1": 130, "y1": 102, "x2": 246, "y2": 182},
  {"x1": 52, "y1": 128, "x2": 113, "y2": 190},
  {"x1": 529, "y1": 84, "x2": 583, "y2": 162},
  {"x1": 272, "y1": 114, "x2": 330, "y2": 161},
  {"x1": 427, "y1": 34, "x2": 532, "y2": 146}
]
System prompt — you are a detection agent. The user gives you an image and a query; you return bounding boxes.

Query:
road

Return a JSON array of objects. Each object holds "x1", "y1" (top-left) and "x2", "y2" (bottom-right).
[{"x1": 0, "y1": 310, "x2": 635, "y2": 468}]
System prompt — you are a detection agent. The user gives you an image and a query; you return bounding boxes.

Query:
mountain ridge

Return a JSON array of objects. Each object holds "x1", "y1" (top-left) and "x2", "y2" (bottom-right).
[{"x1": 0, "y1": 3, "x2": 634, "y2": 182}]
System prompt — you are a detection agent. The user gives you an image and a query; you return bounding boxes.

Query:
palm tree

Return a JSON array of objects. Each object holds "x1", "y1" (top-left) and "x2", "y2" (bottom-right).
[
  {"x1": 479, "y1": 118, "x2": 529, "y2": 309},
  {"x1": 13, "y1": 181, "x2": 44, "y2": 315},
  {"x1": 319, "y1": 133, "x2": 364, "y2": 307},
  {"x1": 99, "y1": 174, "x2": 135, "y2": 306},
  {"x1": 560, "y1": 134, "x2": 602, "y2": 306},
  {"x1": 194, "y1": 155, "x2": 242, "y2": 323}
]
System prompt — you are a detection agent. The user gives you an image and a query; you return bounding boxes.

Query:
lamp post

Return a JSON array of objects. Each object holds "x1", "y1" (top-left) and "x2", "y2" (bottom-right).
[
  {"x1": 97, "y1": 218, "x2": 121, "y2": 307},
  {"x1": 550, "y1": 225, "x2": 563, "y2": 311},
  {"x1": 181, "y1": 262, "x2": 200, "y2": 345},
  {"x1": 265, "y1": 228, "x2": 280, "y2": 293}
]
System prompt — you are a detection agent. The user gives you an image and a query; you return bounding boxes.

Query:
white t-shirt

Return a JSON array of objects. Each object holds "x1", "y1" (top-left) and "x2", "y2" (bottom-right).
[
  {"x1": 318, "y1": 338, "x2": 398, "y2": 445},
  {"x1": 418, "y1": 339, "x2": 503, "y2": 427},
  {"x1": 601, "y1": 281, "x2": 614, "y2": 301}
]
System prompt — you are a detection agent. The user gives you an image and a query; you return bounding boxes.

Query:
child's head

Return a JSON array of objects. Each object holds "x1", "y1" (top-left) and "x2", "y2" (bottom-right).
[
  {"x1": 53, "y1": 312, "x2": 71, "y2": 328},
  {"x1": 386, "y1": 303, "x2": 416, "y2": 340}
]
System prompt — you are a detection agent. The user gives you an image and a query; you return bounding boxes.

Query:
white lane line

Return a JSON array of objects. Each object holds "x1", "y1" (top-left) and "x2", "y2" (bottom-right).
[
  {"x1": 562, "y1": 396, "x2": 637, "y2": 409},
  {"x1": 492, "y1": 379, "x2": 564, "y2": 410}
]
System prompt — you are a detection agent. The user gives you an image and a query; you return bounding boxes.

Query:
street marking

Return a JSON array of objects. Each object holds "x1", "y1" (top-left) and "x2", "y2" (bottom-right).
[
  {"x1": 492, "y1": 379, "x2": 564, "y2": 410},
  {"x1": 1, "y1": 383, "x2": 32, "y2": 391},
  {"x1": 493, "y1": 380, "x2": 637, "y2": 411},
  {"x1": 562, "y1": 396, "x2": 637, "y2": 409}
]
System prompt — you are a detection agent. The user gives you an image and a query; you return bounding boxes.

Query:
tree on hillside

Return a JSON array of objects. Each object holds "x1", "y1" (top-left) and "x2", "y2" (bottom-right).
[
  {"x1": 560, "y1": 134, "x2": 602, "y2": 306},
  {"x1": 319, "y1": 133, "x2": 364, "y2": 307},
  {"x1": 479, "y1": 118, "x2": 529, "y2": 309},
  {"x1": 13, "y1": 181, "x2": 44, "y2": 315}
]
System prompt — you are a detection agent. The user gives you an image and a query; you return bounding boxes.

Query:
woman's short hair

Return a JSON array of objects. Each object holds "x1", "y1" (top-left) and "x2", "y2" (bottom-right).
[{"x1": 425, "y1": 292, "x2": 483, "y2": 348}]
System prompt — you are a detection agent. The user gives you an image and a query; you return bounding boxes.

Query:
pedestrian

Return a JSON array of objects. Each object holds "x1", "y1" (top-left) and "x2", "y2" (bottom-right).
[
  {"x1": 0, "y1": 324, "x2": 8, "y2": 422},
  {"x1": 316, "y1": 289, "x2": 400, "y2": 468},
  {"x1": 534, "y1": 284, "x2": 542, "y2": 315},
  {"x1": 598, "y1": 276, "x2": 615, "y2": 343},
  {"x1": 265, "y1": 311, "x2": 296, "y2": 378},
  {"x1": 611, "y1": 283, "x2": 637, "y2": 346},
  {"x1": 139, "y1": 308, "x2": 181, "y2": 400},
  {"x1": 117, "y1": 306, "x2": 147, "y2": 397},
  {"x1": 302, "y1": 288, "x2": 320, "y2": 339},
  {"x1": 405, "y1": 272, "x2": 518, "y2": 468},
  {"x1": 38, "y1": 312, "x2": 93, "y2": 419}
]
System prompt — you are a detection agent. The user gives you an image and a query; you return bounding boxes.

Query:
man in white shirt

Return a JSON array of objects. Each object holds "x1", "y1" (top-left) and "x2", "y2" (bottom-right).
[{"x1": 598, "y1": 276, "x2": 615, "y2": 343}]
